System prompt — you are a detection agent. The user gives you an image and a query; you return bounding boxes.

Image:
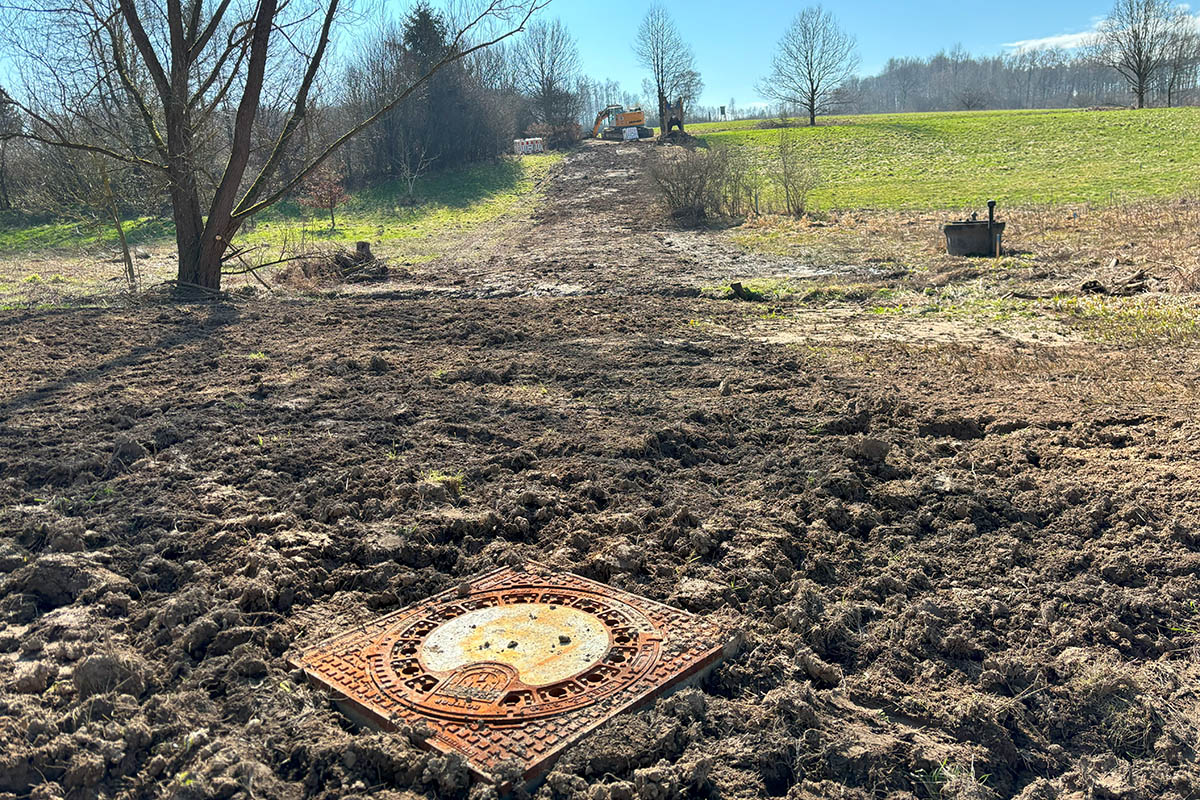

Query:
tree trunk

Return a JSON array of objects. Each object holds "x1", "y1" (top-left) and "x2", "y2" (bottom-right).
[
  {"x1": 808, "y1": 102, "x2": 817, "y2": 127},
  {"x1": 329, "y1": 206, "x2": 336, "y2": 230},
  {"x1": 169, "y1": 169, "x2": 219, "y2": 290},
  {"x1": 0, "y1": 140, "x2": 9, "y2": 210},
  {"x1": 101, "y1": 172, "x2": 136, "y2": 291}
]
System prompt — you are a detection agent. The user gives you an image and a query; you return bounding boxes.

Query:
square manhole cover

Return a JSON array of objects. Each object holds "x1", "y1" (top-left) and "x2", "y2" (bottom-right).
[{"x1": 290, "y1": 564, "x2": 733, "y2": 785}]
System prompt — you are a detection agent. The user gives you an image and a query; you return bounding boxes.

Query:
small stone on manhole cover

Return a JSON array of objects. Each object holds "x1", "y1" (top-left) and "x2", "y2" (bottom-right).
[{"x1": 289, "y1": 564, "x2": 733, "y2": 785}]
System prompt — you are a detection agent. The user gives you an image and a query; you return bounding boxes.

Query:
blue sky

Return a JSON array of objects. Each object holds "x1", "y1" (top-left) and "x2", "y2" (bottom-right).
[{"x1": 547, "y1": 0, "x2": 1115, "y2": 108}]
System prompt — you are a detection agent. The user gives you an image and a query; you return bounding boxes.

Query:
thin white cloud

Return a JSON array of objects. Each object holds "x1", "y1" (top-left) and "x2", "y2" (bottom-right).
[
  {"x1": 1004, "y1": 30, "x2": 1097, "y2": 52},
  {"x1": 1005, "y1": 8, "x2": 1200, "y2": 53}
]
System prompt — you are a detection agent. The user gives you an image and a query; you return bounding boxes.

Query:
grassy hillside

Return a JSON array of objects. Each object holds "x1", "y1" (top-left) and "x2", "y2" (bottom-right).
[
  {"x1": 0, "y1": 153, "x2": 562, "y2": 255},
  {"x1": 693, "y1": 107, "x2": 1200, "y2": 211},
  {"x1": 241, "y1": 152, "x2": 562, "y2": 251}
]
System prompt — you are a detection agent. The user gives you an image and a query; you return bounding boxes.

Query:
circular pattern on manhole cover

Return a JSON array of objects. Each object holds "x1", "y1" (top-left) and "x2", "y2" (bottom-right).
[{"x1": 364, "y1": 583, "x2": 662, "y2": 721}]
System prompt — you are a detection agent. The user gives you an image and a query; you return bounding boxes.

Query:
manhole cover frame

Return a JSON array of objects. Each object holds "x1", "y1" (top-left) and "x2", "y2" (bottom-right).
[{"x1": 290, "y1": 564, "x2": 732, "y2": 785}]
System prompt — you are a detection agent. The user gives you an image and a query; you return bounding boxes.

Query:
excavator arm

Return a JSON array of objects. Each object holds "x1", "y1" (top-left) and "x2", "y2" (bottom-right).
[{"x1": 592, "y1": 105, "x2": 623, "y2": 138}]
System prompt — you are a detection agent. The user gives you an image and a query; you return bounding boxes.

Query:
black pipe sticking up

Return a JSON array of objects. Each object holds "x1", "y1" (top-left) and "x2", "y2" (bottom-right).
[{"x1": 988, "y1": 201, "x2": 997, "y2": 257}]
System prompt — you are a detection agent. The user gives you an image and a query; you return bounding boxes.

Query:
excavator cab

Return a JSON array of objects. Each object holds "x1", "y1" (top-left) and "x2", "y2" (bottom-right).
[{"x1": 592, "y1": 105, "x2": 654, "y2": 141}]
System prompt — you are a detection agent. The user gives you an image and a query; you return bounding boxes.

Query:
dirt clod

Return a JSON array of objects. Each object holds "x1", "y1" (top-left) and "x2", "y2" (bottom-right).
[
  {"x1": 72, "y1": 651, "x2": 148, "y2": 698},
  {"x1": 10, "y1": 660, "x2": 56, "y2": 694}
]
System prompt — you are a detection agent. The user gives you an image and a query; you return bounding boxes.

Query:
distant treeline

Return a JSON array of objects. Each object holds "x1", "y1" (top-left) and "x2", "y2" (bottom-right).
[{"x1": 842, "y1": 46, "x2": 1198, "y2": 115}]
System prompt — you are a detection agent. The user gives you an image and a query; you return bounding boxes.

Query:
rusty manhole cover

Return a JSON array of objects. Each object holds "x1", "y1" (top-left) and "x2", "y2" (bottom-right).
[{"x1": 290, "y1": 564, "x2": 732, "y2": 784}]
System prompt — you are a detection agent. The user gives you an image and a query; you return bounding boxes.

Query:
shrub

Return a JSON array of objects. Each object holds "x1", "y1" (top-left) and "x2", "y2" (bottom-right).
[
  {"x1": 299, "y1": 169, "x2": 349, "y2": 230},
  {"x1": 775, "y1": 130, "x2": 822, "y2": 216},
  {"x1": 649, "y1": 145, "x2": 760, "y2": 223},
  {"x1": 525, "y1": 122, "x2": 583, "y2": 150}
]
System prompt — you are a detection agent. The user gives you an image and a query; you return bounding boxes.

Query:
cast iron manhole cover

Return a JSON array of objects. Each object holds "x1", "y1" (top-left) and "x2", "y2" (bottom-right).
[{"x1": 290, "y1": 564, "x2": 732, "y2": 785}]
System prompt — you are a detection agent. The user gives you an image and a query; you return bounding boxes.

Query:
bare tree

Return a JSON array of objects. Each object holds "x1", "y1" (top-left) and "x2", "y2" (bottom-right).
[
  {"x1": 515, "y1": 19, "x2": 581, "y2": 130},
  {"x1": 1164, "y1": 10, "x2": 1200, "y2": 107},
  {"x1": 758, "y1": 5, "x2": 860, "y2": 127},
  {"x1": 397, "y1": 138, "x2": 437, "y2": 203},
  {"x1": 1, "y1": 0, "x2": 545, "y2": 292},
  {"x1": 0, "y1": 88, "x2": 20, "y2": 210},
  {"x1": 633, "y1": 4, "x2": 700, "y2": 131},
  {"x1": 775, "y1": 130, "x2": 821, "y2": 215},
  {"x1": 955, "y1": 87, "x2": 991, "y2": 110},
  {"x1": 1091, "y1": 0, "x2": 1177, "y2": 108}
]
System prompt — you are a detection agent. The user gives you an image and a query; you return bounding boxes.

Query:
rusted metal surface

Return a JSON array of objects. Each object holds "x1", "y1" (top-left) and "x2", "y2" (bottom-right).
[{"x1": 290, "y1": 565, "x2": 732, "y2": 785}]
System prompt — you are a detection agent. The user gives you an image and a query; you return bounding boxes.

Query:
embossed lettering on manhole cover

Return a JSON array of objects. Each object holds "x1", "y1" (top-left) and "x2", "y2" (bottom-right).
[{"x1": 290, "y1": 565, "x2": 732, "y2": 784}]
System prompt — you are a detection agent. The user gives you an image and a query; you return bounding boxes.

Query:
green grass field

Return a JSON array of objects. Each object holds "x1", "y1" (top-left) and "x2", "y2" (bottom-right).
[
  {"x1": 240, "y1": 153, "x2": 561, "y2": 251},
  {"x1": 0, "y1": 153, "x2": 562, "y2": 256},
  {"x1": 691, "y1": 107, "x2": 1200, "y2": 211}
]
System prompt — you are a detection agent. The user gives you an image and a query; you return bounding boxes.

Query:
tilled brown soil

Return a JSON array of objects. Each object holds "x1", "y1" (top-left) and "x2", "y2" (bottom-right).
[{"x1": 1, "y1": 143, "x2": 1199, "y2": 800}]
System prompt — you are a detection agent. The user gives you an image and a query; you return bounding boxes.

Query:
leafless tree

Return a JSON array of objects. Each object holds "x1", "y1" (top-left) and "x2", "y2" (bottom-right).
[
  {"x1": 758, "y1": 5, "x2": 860, "y2": 127},
  {"x1": 956, "y1": 87, "x2": 991, "y2": 110},
  {"x1": 775, "y1": 130, "x2": 821, "y2": 215},
  {"x1": 1090, "y1": 0, "x2": 1177, "y2": 108},
  {"x1": 514, "y1": 19, "x2": 581, "y2": 129},
  {"x1": 397, "y1": 138, "x2": 437, "y2": 203},
  {"x1": 1164, "y1": 11, "x2": 1200, "y2": 107},
  {"x1": 0, "y1": 0, "x2": 546, "y2": 292},
  {"x1": 0, "y1": 88, "x2": 20, "y2": 210},
  {"x1": 633, "y1": 4, "x2": 700, "y2": 131}
]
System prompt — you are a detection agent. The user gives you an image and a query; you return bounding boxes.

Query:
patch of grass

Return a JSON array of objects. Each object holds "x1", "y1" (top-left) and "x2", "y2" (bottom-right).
[
  {"x1": 0, "y1": 153, "x2": 562, "y2": 256},
  {"x1": 698, "y1": 107, "x2": 1200, "y2": 211},
  {"x1": 916, "y1": 285, "x2": 1038, "y2": 321},
  {"x1": 240, "y1": 153, "x2": 562, "y2": 249},
  {"x1": 1054, "y1": 295, "x2": 1200, "y2": 343},
  {"x1": 0, "y1": 213, "x2": 169, "y2": 254},
  {"x1": 424, "y1": 469, "x2": 465, "y2": 496}
]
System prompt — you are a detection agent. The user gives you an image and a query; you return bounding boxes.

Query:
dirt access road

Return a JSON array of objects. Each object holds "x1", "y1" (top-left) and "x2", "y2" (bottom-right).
[{"x1": 1, "y1": 141, "x2": 1198, "y2": 800}]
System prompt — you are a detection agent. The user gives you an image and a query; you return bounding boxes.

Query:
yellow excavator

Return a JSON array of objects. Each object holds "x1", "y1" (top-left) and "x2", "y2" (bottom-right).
[{"x1": 591, "y1": 105, "x2": 654, "y2": 141}]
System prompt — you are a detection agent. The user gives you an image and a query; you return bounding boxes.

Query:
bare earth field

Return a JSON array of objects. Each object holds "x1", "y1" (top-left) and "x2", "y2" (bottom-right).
[{"x1": 1, "y1": 141, "x2": 1199, "y2": 800}]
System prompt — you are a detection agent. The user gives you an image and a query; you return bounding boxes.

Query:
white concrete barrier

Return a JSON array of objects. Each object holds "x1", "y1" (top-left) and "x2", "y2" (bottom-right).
[{"x1": 513, "y1": 138, "x2": 546, "y2": 155}]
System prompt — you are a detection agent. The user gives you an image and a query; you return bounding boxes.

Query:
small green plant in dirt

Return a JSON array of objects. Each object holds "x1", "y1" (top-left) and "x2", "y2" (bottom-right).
[
  {"x1": 424, "y1": 469, "x2": 465, "y2": 495},
  {"x1": 247, "y1": 351, "x2": 268, "y2": 360},
  {"x1": 85, "y1": 486, "x2": 116, "y2": 504},
  {"x1": 1167, "y1": 599, "x2": 1199, "y2": 653},
  {"x1": 912, "y1": 758, "x2": 993, "y2": 800}
]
